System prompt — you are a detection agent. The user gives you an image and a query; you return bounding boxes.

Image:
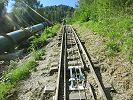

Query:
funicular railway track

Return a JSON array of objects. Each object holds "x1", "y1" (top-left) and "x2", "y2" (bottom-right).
[{"x1": 54, "y1": 25, "x2": 110, "y2": 100}]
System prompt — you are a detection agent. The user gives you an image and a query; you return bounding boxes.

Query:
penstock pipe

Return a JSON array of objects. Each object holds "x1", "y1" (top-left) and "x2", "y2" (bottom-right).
[{"x1": 0, "y1": 22, "x2": 45, "y2": 53}]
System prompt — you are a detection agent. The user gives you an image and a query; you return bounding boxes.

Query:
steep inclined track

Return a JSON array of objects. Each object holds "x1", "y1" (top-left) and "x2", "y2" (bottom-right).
[{"x1": 54, "y1": 25, "x2": 110, "y2": 100}]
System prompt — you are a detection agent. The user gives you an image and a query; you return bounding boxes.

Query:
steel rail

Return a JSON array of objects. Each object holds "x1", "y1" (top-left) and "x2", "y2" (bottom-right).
[
  {"x1": 67, "y1": 26, "x2": 86, "y2": 99},
  {"x1": 69, "y1": 29, "x2": 81, "y2": 99},
  {"x1": 55, "y1": 25, "x2": 65, "y2": 100},
  {"x1": 55, "y1": 25, "x2": 109, "y2": 100},
  {"x1": 69, "y1": 26, "x2": 88, "y2": 100},
  {"x1": 70, "y1": 25, "x2": 109, "y2": 100},
  {"x1": 64, "y1": 25, "x2": 67, "y2": 100},
  {"x1": 71, "y1": 27, "x2": 84, "y2": 68}
]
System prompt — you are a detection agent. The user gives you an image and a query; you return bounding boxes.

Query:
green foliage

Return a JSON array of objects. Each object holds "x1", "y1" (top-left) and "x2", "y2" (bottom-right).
[
  {"x1": 29, "y1": 24, "x2": 60, "y2": 51},
  {"x1": 0, "y1": 57, "x2": 37, "y2": 99},
  {"x1": 82, "y1": 16, "x2": 133, "y2": 59},
  {"x1": 4, "y1": 58, "x2": 37, "y2": 83},
  {"x1": 106, "y1": 42, "x2": 120, "y2": 56},
  {"x1": 73, "y1": 0, "x2": 133, "y2": 22},
  {"x1": 0, "y1": 82, "x2": 13, "y2": 100},
  {"x1": 32, "y1": 49, "x2": 45, "y2": 60},
  {"x1": 73, "y1": 0, "x2": 133, "y2": 60},
  {"x1": 8, "y1": 60, "x2": 18, "y2": 70},
  {"x1": 0, "y1": 0, "x2": 8, "y2": 16},
  {"x1": 29, "y1": 36, "x2": 44, "y2": 51},
  {"x1": 40, "y1": 5, "x2": 74, "y2": 23},
  {"x1": 122, "y1": 36, "x2": 133, "y2": 60},
  {"x1": 0, "y1": 2, "x2": 73, "y2": 34}
]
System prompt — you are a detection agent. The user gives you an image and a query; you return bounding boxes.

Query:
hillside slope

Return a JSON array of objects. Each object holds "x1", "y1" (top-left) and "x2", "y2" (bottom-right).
[{"x1": 73, "y1": 24, "x2": 133, "y2": 99}]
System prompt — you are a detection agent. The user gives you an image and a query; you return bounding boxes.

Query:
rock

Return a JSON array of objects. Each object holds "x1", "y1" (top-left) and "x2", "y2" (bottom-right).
[
  {"x1": 92, "y1": 60, "x2": 99, "y2": 64},
  {"x1": 42, "y1": 56, "x2": 46, "y2": 60},
  {"x1": 24, "y1": 87, "x2": 32, "y2": 94},
  {"x1": 43, "y1": 85, "x2": 55, "y2": 94},
  {"x1": 100, "y1": 64, "x2": 107, "y2": 72},
  {"x1": 106, "y1": 84, "x2": 117, "y2": 93},
  {"x1": 110, "y1": 87, "x2": 117, "y2": 93},
  {"x1": 49, "y1": 67, "x2": 58, "y2": 75},
  {"x1": 109, "y1": 68, "x2": 116, "y2": 75},
  {"x1": 121, "y1": 72, "x2": 128, "y2": 77},
  {"x1": 50, "y1": 62, "x2": 58, "y2": 67},
  {"x1": 6, "y1": 88, "x2": 18, "y2": 100}
]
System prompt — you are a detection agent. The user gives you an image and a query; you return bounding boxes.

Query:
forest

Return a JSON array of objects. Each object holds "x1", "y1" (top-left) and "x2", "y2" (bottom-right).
[
  {"x1": 72, "y1": 0, "x2": 133, "y2": 60},
  {"x1": 0, "y1": 0, "x2": 74, "y2": 33}
]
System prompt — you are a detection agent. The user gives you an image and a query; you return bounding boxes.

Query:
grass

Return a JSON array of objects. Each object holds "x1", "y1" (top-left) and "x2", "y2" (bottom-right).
[
  {"x1": 78, "y1": 15, "x2": 133, "y2": 60},
  {"x1": 0, "y1": 24, "x2": 60, "y2": 100},
  {"x1": 0, "y1": 58, "x2": 37, "y2": 100},
  {"x1": 0, "y1": 83, "x2": 13, "y2": 100},
  {"x1": 32, "y1": 49, "x2": 45, "y2": 60},
  {"x1": 4, "y1": 58, "x2": 37, "y2": 83},
  {"x1": 29, "y1": 24, "x2": 60, "y2": 51}
]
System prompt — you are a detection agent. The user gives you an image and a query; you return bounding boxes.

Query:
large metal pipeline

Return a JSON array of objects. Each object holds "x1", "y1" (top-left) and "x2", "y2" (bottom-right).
[{"x1": 0, "y1": 23, "x2": 45, "y2": 53}]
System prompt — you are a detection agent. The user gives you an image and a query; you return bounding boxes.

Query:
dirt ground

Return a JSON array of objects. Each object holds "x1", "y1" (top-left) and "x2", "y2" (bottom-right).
[
  {"x1": 7, "y1": 35, "x2": 60, "y2": 100},
  {"x1": 73, "y1": 24, "x2": 133, "y2": 100}
]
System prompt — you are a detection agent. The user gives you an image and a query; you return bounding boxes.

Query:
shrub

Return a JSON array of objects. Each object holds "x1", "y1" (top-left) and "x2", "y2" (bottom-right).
[
  {"x1": 82, "y1": 15, "x2": 133, "y2": 60},
  {"x1": 106, "y1": 42, "x2": 120, "y2": 56},
  {"x1": 4, "y1": 58, "x2": 37, "y2": 83},
  {"x1": 0, "y1": 83, "x2": 13, "y2": 100},
  {"x1": 0, "y1": 58, "x2": 37, "y2": 99},
  {"x1": 32, "y1": 49, "x2": 45, "y2": 60},
  {"x1": 29, "y1": 24, "x2": 60, "y2": 51}
]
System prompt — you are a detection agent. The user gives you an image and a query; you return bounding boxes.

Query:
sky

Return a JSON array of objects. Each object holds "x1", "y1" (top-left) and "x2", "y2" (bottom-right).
[{"x1": 6, "y1": 0, "x2": 78, "y2": 12}]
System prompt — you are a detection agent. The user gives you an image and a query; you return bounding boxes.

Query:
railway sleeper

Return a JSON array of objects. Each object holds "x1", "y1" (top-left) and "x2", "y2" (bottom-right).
[
  {"x1": 43, "y1": 85, "x2": 56, "y2": 94},
  {"x1": 68, "y1": 61, "x2": 82, "y2": 66},
  {"x1": 67, "y1": 51, "x2": 79, "y2": 55},
  {"x1": 67, "y1": 47, "x2": 78, "y2": 51},
  {"x1": 67, "y1": 44, "x2": 76, "y2": 48},
  {"x1": 67, "y1": 56, "x2": 80, "y2": 61},
  {"x1": 69, "y1": 92, "x2": 86, "y2": 100}
]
